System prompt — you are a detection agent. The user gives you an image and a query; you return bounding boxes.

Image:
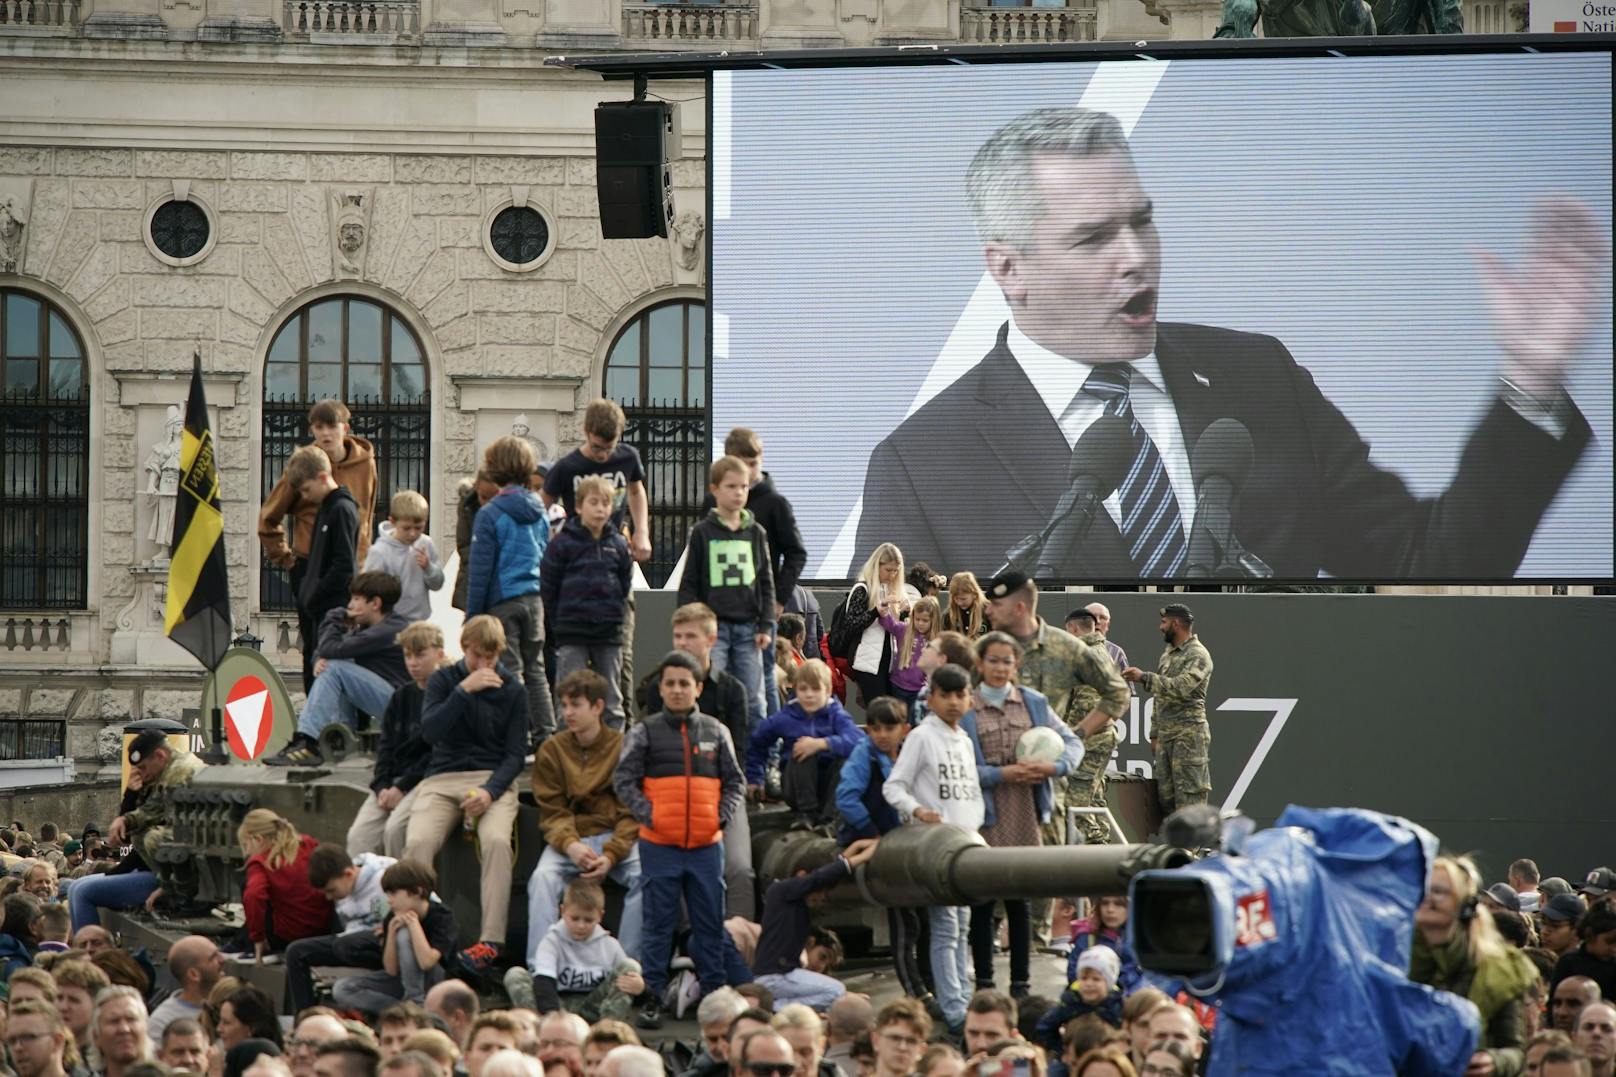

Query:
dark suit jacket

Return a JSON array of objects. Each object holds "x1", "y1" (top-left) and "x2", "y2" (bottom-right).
[{"x1": 856, "y1": 322, "x2": 1591, "y2": 580}]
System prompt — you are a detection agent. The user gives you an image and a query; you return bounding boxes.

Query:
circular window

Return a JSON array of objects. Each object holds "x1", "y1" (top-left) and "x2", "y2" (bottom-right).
[
  {"x1": 482, "y1": 197, "x2": 557, "y2": 273},
  {"x1": 142, "y1": 193, "x2": 218, "y2": 268}
]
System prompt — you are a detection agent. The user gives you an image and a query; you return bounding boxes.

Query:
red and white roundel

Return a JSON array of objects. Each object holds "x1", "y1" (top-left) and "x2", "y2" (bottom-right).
[{"x1": 224, "y1": 674, "x2": 274, "y2": 761}]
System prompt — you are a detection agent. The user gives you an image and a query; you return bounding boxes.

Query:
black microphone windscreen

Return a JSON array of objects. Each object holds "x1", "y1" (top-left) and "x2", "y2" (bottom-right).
[
  {"x1": 1068, "y1": 413, "x2": 1134, "y2": 497},
  {"x1": 1191, "y1": 418, "x2": 1254, "y2": 490}
]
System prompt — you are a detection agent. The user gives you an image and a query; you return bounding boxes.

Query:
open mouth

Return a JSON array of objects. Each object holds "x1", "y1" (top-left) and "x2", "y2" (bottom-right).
[{"x1": 1121, "y1": 288, "x2": 1157, "y2": 319}]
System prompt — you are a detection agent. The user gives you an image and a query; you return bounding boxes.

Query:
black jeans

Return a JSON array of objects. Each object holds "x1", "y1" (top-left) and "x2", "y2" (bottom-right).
[
  {"x1": 289, "y1": 558, "x2": 315, "y2": 693},
  {"x1": 888, "y1": 905, "x2": 928, "y2": 997},
  {"x1": 285, "y1": 930, "x2": 385, "y2": 1012},
  {"x1": 783, "y1": 756, "x2": 843, "y2": 823},
  {"x1": 969, "y1": 899, "x2": 1030, "y2": 989}
]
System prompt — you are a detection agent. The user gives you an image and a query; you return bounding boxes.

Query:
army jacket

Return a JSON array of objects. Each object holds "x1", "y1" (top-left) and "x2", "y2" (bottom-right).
[
  {"x1": 1016, "y1": 619, "x2": 1129, "y2": 728},
  {"x1": 1070, "y1": 630, "x2": 1124, "y2": 725},
  {"x1": 1141, "y1": 635, "x2": 1214, "y2": 723},
  {"x1": 121, "y1": 750, "x2": 207, "y2": 839}
]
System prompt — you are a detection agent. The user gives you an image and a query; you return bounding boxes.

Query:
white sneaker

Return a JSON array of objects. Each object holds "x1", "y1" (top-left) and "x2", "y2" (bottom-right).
[{"x1": 675, "y1": 969, "x2": 702, "y2": 1018}]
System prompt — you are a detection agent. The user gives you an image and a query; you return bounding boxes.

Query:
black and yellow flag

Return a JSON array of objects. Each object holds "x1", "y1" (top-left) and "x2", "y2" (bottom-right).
[{"x1": 165, "y1": 349, "x2": 231, "y2": 671}]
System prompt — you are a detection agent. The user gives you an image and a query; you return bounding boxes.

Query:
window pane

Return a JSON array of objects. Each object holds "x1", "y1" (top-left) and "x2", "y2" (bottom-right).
[
  {"x1": 391, "y1": 362, "x2": 423, "y2": 403},
  {"x1": 687, "y1": 370, "x2": 705, "y2": 408},
  {"x1": 265, "y1": 361, "x2": 298, "y2": 399},
  {"x1": 648, "y1": 365, "x2": 681, "y2": 404},
  {"x1": 5, "y1": 294, "x2": 40, "y2": 358},
  {"x1": 267, "y1": 323, "x2": 299, "y2": 363},
  {"x1": 5, "y1": 358, "x2": 37, "y2": 394},
  {"x1": 349, "y1": 363, "x2": 382, "y2": 401},
  {"x1": 307, "y1": 301, "x2": 342, "y2": 363},
  {"x1": 349, "y1": 302, "x2": 383, "y2": 364},
  {"x1": 648, "y1": 304, "x2": 684, "y2": 366},
  {"x1": 391, "y1": 321, "x2": 421, "y2": 364},
  {"x1": 308, "y1": 362, "x2": 341, "y2": 400},
  {"x1": 49, "y1": 358, "x2": 83, "y2": 399},
  {"x1": 605, "y1": 366, "x2": 639, "y2": 407},
  {"x1": 609, "y1": 323, "x2": 640, "y2": 371},
  {"x1": 48, "y1": 312, "x2": 80, "y2": 359},
  {"x1": 687, "y1": 304, "x2": 706, "y2": 366}
]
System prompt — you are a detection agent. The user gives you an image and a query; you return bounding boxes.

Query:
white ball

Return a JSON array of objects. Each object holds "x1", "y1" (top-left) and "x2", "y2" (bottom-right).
[{"x1": 1015, "y1": 725, "x2": 1065, "y2": 764}]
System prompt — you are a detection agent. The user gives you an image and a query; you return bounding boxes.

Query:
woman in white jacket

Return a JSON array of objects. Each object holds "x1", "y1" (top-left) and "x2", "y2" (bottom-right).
[{"x1": 845, "y1": 543, "x2": 922, "y2": 707}]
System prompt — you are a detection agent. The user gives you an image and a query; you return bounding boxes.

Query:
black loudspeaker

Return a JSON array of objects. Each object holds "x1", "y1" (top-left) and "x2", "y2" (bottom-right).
[{"x1": 595, "y1": 101, "x2": 674, "y2": 239}]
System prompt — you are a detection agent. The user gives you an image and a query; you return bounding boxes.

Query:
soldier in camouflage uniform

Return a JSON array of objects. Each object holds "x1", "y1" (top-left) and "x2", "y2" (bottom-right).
[
  {"x1": 107, "y1": 731, "x2": 208, "y2": 912},
  {"x1": 1064, "y1": 608, "x2": 1122, "y2": 846},
  {"x1": 1123, "y1": 603, "x2": 1214, "y2": 817}
]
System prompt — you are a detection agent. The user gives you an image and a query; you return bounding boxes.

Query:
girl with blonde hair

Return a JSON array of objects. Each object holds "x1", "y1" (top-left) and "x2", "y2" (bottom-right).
[
  {"x1": 942, "y1": 572, "x2": 987, "y2": 638},
  {"x1": 237, "y1": 809, "x2": 331, "y2": 957},
  {"x1": 880, "y1": 595, "x2": 941, "y2": 709},
  {"x1": 844, "y1": 543, "x2": 920, "y2": 704}
]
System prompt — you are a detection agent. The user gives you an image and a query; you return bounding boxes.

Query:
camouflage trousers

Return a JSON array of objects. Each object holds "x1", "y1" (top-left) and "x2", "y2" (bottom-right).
[
  {"x1": 1153, "y1": 718, "x2": 1211, "y2": 816},
  {"x1": 1068, "y1": 726, "x2": 1119, "y2": 846}
]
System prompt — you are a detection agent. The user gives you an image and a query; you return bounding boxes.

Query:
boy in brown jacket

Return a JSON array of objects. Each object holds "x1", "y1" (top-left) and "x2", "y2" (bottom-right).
[
  {"x1": 258, "y1": 398, "x2": 379, "y2": 690},
  {"x1": 509, "y1": 669, "x2": 641, "y2": 994}
]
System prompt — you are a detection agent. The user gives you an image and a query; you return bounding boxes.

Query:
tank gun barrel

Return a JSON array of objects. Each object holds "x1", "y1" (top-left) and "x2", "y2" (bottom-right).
[{"x1": 853, "y1": 824, "x2": 1193, "y2": 907}]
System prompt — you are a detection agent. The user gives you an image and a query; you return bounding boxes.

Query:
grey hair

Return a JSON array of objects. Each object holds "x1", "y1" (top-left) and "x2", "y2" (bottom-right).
[
  {"x1": 601, "y1": 1046, "x2": 664, "y2": 1077},
  {"x1": 481, "y1": 1050, "x2": 543, "y2": 1077},
  {"x1": 966, "y1": 107, "x2": 1134, "y2": 250},
  {"x1": 697, "y1": 986, "x2": 750, "y2": 1028}
]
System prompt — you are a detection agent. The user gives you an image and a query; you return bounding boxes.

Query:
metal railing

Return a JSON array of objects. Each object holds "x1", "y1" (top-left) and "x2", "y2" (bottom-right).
[
  {"x1": 960, "y1": 2, "x2": 1096, "y2": 41},
  {"x1": 622, "y1": 3, "x2": 756, "y2": 41},
  {"x1": 283, "y1": 0, "x2": 420, "y2": 37},
  {"x1": 623, "y1": 402, "x2": 707, "y2": 589},
  {"x1": 0, "y1": 719, "x2": 67, "y2": 761},
  {"x1": 1, "y1": 395, "x2": 90, "y2": 611},
  {"x1": 0, "y1": 0, "x2": 80, "y2": 28}
]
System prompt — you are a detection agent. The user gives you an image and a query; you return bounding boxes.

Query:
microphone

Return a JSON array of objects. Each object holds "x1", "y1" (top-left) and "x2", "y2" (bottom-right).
[
  {"x1": 1033, "y1": 414, "x2": 1134, "y2": 578},
  {"x1": 1185, "y1": 418, "x2": 1257, "y2": 578}
]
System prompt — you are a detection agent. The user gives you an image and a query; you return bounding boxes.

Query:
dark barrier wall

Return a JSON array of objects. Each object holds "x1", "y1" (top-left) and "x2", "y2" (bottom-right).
[{"x1": 635, "y1": 590, "x2": 1613, "y2": 884}]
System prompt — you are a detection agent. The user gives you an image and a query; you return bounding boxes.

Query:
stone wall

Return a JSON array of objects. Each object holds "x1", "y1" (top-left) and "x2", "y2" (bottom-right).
[{"x1": 0, "y1": 778, "x2": 123, "y2": 837}]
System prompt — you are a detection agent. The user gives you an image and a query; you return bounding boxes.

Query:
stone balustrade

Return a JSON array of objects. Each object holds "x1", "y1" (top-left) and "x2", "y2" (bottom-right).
[
  {"x1": 0, "y1": 0, "x2": 80, "y2": 30},
  {"x1": 960, "y1": 2, "x2": 1097, "y2": 42},
  {"x1": 623, "y1": 2, "x2": 757, "y2": 43},
  {"x1": 283, "y1": 0, "x2": 420, "y2": 38}
]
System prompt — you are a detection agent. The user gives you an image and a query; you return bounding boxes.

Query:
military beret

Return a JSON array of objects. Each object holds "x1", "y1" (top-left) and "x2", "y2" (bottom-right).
[
  {"x1": 63, "y1": 839, "x2": 82, "y2": 856},
  {"x1": 1160, "y1": 602, "x2": 1195, "y2": 623},
  {"x1": 127, "y1": 730, "x2": 171, "y2": 765},
  {"x1": 985, "y1": 571, "x2": 1032, "y2": 600}
]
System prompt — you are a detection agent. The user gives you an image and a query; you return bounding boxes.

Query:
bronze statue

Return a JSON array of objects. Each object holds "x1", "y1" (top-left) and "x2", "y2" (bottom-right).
[{"x1": 1215, "y1": 0, "x2": 1460, "y2": 38}]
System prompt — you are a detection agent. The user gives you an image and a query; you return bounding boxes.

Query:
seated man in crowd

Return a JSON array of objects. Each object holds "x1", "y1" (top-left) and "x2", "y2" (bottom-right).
[
  {"x1": 71, "y1": 731, "x2": 206, "y2": 928},
  {"x1": 406, "y1": 615, "x2": 528, "y2": 973},
  {"x1": 146, "y1": 934, "x2": 224, "y2": 1039},
  {"x1": 273, "y1": 572, "x2": 412, "y2": 766}
]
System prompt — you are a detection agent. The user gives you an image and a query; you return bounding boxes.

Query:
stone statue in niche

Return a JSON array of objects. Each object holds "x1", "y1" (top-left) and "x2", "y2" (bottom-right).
[
  {"x1": 511, "y1": 413, "x2": 549, "y2": 467},
  {"x1": 0, "y1": 197, "x2": 23, "y2": 275},
  {"x1": 672, "y1": 211, "x2": 705, "y2": 272},
  {"x1": 332, "y1": 190, "x2": 370, "y2": 277},
  {"x1": 144, "y1": 404, "x2": 184, "y2": 556}
]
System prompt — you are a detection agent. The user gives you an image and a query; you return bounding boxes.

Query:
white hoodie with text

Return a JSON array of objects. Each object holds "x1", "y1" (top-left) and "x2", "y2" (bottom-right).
[{"x1": 882, "y1": 714, "x2": 985, "y2": 832}]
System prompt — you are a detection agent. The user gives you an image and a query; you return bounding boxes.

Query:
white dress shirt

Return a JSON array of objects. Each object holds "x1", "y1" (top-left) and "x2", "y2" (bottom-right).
[{"x1": 1006, "y1": 319, "x2": 1199, "y2": 535}]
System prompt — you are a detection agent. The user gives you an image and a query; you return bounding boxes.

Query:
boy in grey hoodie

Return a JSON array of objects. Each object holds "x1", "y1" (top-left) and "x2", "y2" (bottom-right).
[
  {"x1": 363, "y1": 490, "x2": 444, "y2": 622},
  {"x1": 883, "y1": 663, "x2": 983, "y2": 1033},
  {"x1": 285, "y1": 843, "x2": 396, "y2": 1011}
]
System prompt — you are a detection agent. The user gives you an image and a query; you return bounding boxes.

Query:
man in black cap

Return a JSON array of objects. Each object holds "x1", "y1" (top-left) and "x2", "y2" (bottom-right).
[
  {"x1": 107, "y1": 732, "x2": 207, "y2": 914},
  {"x1": 1545, "y1": 895, "x2": 1592, "y2": 961},
  {"x1": 1580, "y1": 869, "x2": 1616, "y2": 909},
  {"x1": 1123, "y1": 604, "x2": 1214, "y2": 817}
]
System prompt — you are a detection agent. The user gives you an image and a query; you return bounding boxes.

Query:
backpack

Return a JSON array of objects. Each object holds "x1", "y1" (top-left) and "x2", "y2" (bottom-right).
[{"x1": 824, "y1": 583, "x2": 866, "y2": 659}]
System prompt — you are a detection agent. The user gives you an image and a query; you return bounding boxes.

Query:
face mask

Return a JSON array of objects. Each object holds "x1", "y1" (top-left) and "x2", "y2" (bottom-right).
[{"x1": 978, "y1": 682, "x2": 1011, "y2": 708}]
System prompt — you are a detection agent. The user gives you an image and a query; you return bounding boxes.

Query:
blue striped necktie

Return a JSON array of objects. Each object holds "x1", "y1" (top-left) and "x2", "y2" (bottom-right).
[{"x1": 1081, "y1": 364, "x2": 1188, "y2": 577}]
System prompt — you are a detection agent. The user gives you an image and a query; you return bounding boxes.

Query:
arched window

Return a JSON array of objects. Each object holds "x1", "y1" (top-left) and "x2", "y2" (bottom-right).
[
  {"x1": 602, "y1": 298, "x2": 706, "y2": 587},
  {"x1": 0, "y1": 289, "x2": 89, "y2": 609},
  {"x1": 260, "y1": 295, "x2": 430, "y2": 611}
]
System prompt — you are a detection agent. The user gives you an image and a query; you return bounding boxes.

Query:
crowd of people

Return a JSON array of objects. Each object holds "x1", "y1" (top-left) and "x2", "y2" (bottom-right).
[{"x1": 0, "y1": 396, "x2": 1609, "y2": 1076}]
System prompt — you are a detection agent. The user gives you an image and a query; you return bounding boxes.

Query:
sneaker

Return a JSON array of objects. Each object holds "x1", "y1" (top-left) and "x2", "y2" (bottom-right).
[
  {"x1": 503, "y1": 966, "x2": 537, "y2": 1010},
  {"x1": 263, "y1": 736, "x2": 320, "y2": 767},
  {"x1": 636, "y1": 997, "x2": 665, "y2": 1030},
  {"x1": 921, "y1": 995, "x2": 947, "y2": 1024},
  {"x1": 460, "y1": 941, "x2": 502, "y2": 973},
  {"x1": 1009, "y1": 982, "x2": 1031, "y2": 1000},
  {"x1": 675, "y1": 969, "x2": 702, "y2": 1018}
]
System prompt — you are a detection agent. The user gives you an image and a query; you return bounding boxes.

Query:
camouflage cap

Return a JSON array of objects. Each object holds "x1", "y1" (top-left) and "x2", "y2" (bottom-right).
[
  {"x1": 1160, "y1": 602, "x2": 1195, "y2": 623},
  {"x1": 127, "y1": 730, "x2": 170, "y2": 765}
]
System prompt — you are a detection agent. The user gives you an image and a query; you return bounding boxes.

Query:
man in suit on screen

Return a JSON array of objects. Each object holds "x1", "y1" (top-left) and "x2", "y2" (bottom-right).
[{"x1": 854, "y1": 106, "x2": 1606, "y2": 581}]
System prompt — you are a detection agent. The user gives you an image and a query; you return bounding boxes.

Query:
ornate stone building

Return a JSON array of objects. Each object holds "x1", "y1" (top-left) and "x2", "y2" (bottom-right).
[{"x1": 0, "y1": 0, "x2": 1529, "y2": 786}]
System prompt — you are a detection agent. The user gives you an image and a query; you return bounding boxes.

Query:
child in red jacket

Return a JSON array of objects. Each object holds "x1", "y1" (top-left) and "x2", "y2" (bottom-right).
[{"x1": 238, "y1": 809, "x2": 333, "y2": 957}]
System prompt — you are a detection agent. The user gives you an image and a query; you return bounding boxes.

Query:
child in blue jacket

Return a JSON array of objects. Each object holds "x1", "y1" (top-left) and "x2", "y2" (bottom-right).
[
  {"x1": 745, "y1": 659, "x2": 859, "y2": 827},
  {"x1": 466, "y1": 435, "x2": 555, "y2": 744}
]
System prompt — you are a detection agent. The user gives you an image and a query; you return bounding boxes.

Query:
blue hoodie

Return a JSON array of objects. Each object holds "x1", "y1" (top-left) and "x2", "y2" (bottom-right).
[
  {"x1": 834, "y1": 735, "x2": 901, "y2": 844},
  {"x1": 745, "y1": 697, "x2": 861, "y2": 785},
  {"x1": 466, "y1": 486, "x2": 548, "y2": 616}
]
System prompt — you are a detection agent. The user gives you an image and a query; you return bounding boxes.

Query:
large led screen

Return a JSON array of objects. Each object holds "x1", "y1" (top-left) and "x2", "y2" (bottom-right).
[{"x1": 710, "y1": 51, "x2": 1614, "y2": 583}]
